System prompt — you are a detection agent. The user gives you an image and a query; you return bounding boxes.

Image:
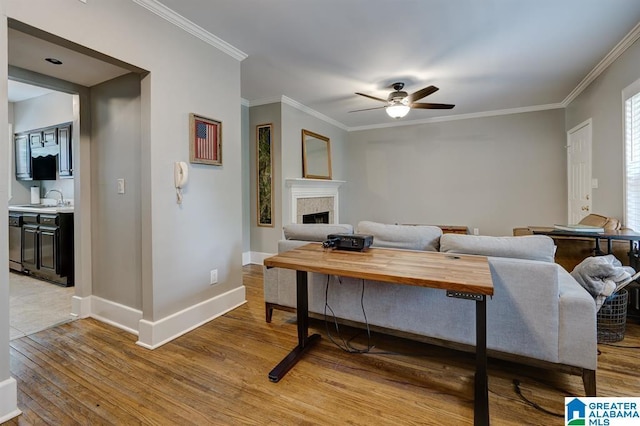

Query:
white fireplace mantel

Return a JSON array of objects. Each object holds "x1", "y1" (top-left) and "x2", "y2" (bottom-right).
[{"x1": 286, "y1": 178, "x2": 345, "y2": 224}]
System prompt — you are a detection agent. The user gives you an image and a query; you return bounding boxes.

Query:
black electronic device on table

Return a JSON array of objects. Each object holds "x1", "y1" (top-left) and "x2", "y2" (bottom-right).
[{"x1": 322, "y1": 233, "x2": 374, "y2": 252}]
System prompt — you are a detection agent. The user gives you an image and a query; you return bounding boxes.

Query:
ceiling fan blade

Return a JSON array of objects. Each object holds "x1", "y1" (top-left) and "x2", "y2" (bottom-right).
[
  {"x1": 355, "y1": 92, "x2": 388, "y2": 103},
  {"x1": 408, "y1": 85, "x2": 439, "y2": 103},
  {"x1": 349, "y1": 106, "x2": 386, "y2": 113},
  {"x1": 410, "y1": 102, "x2": 455, "y2": 110}
]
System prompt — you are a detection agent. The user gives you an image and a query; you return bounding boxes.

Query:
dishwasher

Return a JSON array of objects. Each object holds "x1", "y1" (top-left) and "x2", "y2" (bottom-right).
[{"x1": 9, "y1": 212, "x2": 23, "y2": 272}]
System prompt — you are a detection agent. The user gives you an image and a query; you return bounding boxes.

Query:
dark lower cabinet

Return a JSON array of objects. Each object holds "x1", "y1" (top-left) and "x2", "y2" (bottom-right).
[
  {"x1": 39, "y1": 225, "x2": 59, "y2": 274},
  {"x1": 21, "y1": 213, "x2": 73, "y2": 287},
  {"x1": 21, "y1": 223, "x2": 38, "y2": 271}
]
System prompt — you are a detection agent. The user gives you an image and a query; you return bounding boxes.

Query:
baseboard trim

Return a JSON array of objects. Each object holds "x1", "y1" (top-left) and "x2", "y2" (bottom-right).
[
  {"x1": 91, "y1": 296, "x2": 143, "y2": 335},
  {"x1": 80, "y1": 295, "x2": 143, "y2": 335},
  {"x1": 0, "y1": 378, "x2": 20, "y2": 423},
  {"x1": 249, "y1": 251, "x2": 275, "y2": 265},
  {"x1": 242, "y1": 251, "x2": 251, "y2": 266},
  {"x1": 136, "y1": 285, "x2": 246, "y2": 349},
  {"x1": 71, "y1": 295, "x2": 91, "y2": 318}
]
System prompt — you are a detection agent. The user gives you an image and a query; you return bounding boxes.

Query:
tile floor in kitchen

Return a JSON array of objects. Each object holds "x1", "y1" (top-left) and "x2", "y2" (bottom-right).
[{"x1": 9, "y1": 271, "x2": 75, "y2": 340}]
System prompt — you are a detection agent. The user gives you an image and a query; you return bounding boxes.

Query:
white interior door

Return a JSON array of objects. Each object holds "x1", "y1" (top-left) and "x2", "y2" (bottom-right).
[{"x1": 567, "y1": 119, "x2": 593, "y2": 223}]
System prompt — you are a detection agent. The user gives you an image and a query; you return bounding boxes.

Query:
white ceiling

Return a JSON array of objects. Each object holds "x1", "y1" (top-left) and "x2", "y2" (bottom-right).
[{"x1": 154, "y1": 0, "x2": 640, "y2": 129}]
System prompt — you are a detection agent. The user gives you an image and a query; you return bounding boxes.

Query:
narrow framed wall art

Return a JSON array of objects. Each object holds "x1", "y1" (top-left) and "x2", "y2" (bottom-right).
[
  {"x1": 189, "y1": 113, "x2": 222, "y2": 165},
  {"x1": 257, "y1": 123, "x2": 274, "y2": 227}
]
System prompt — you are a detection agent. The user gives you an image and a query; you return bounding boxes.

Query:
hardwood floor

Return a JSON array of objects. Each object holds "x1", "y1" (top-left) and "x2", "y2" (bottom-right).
[{"x1": 4, "y1": 264, "x2": 640, "y2": 425}]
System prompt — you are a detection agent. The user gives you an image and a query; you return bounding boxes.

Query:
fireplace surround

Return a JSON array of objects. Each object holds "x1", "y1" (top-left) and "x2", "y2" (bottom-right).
[{"x1": 285, "y1": 178, "x2": 345, "y2": 224}]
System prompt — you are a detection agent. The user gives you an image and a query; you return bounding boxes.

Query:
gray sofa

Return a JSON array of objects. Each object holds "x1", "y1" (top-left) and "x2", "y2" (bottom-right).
[{"x1": 263, "y1": 221, "x2": 598, "y2": 395}]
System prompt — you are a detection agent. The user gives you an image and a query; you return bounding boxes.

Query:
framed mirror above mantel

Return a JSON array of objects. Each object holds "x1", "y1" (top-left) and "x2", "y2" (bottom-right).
[{"x1": 302, "y1": 129, "x2": 332, "y2": 180}]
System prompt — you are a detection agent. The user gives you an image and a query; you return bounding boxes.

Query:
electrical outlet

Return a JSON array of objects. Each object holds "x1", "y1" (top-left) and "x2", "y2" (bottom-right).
[
  {"x1": 473, "y1": 228, "x2": 480, "y2": 235},
  {"x1": 210, "y1": 269, "x2": 218, "y2": 285}
]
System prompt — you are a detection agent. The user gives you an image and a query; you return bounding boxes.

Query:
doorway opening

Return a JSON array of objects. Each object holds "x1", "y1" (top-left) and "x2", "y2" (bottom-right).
[{"x1": 7, "y1": 19, "x2": 148, "y2": 338}]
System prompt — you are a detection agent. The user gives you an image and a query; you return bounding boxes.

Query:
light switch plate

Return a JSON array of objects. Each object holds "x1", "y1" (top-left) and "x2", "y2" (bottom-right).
[{"x1": 117, "y1": 178, "x2": 125, "y2": 194}]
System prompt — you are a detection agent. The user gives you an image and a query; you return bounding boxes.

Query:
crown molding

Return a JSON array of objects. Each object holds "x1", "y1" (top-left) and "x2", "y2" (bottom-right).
[
  {"x1": 241, "y1": 98, "x2": 250, "y2": 107},
  {"x1": 347, "y1": 103, "x2": 565, "y2": 132},
  {"x1": 247, "y1": 96, "x2": 349, "y2": 131},
  {"x1": 247, "y1": 96, "x2": 283, "y2": 108},
  {"x1": 562, "y1": 21, "x2": 640, "y2": 106},
  {"x1": 130, "y1": 0, "x2": 247, "y2": 61},
  {"x1": 280, "y1": 96, "x2": 349, "y2": 131}
]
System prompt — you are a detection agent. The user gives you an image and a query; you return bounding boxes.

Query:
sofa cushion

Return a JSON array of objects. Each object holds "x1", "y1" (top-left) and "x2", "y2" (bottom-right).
[
  {"x1": 283, "y1": 223, "x2": 354, "y2": 242},
  {"x1": 440, "y1": 234, "x2": 555, "y2": 263},
  {"x1": 356, "y1": 221, "x2": 442, "y2": 251}
]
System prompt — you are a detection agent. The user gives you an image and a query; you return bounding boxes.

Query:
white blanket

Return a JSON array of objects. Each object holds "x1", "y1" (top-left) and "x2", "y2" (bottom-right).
[{"x1": 570, "y1": 255, "x2": 635, "y2": 311}]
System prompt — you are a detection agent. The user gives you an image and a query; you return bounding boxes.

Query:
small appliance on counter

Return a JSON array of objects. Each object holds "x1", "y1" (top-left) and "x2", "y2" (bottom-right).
[{"x1": 30, "y1": 186, "x2": 40, "y2": 204}]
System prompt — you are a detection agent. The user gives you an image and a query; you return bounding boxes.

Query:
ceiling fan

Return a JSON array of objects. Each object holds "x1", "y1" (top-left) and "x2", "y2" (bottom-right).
[{"x1": 351, "y1": 82, "x2": 455, "y2": 119}]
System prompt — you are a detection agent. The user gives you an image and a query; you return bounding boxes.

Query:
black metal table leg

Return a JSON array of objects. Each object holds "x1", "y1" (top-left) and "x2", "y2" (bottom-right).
[
  {"x1": 269, "y1": 270, "x2": 321, "y2": 382},
  {"x1": 474, "y1": 296, "x2": 489, "y2": 426},
  {"x1": 594, "y1": 238, "x2": 605, "y2": 256}
]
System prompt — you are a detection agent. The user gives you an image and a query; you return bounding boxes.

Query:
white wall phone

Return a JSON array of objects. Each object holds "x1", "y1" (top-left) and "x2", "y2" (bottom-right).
[{"x1": 174, "y1": 161, "x2": 189, "y2": 204}]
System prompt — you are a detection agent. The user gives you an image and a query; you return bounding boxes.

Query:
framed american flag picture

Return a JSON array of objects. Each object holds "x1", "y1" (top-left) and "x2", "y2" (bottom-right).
[{"x1": 189, "y1": 113, "x2": 222, "y2": 166}]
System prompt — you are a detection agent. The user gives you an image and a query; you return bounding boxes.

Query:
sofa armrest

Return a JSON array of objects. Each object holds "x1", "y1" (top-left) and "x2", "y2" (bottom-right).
[
  {"x1": 486, "y1": 257, "x2": 561, "y2": 362},
  {"x1": 558, "y1": 272, "x2": 597, "y2": 369},
  {"x1": 263, "y1": 239, "x2": 318, "y2": 307}
]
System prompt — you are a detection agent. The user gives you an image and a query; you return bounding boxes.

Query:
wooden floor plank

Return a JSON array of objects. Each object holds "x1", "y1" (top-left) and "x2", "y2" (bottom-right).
[{"x1": 3, "y1": 264, "x2": 640, "y2": 426}]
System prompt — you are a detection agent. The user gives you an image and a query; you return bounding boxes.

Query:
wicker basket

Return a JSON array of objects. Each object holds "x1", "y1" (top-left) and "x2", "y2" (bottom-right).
[{"x1": 597, "y1": 289, "x2": 628, "y2": 343}]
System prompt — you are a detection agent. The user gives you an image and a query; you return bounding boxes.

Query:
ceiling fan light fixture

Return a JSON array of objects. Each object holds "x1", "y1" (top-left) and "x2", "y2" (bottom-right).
[{"x1": 386, "y1": 103, "x2": 410, "y2": 119}]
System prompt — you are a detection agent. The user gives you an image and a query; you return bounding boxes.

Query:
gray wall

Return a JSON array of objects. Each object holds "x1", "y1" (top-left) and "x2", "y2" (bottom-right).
[
  {"x1": 0, "y1": 12, "x2": 8, "y2": 410},
  {"x1": 343, "y1": 109, "x2": 567, "y2": 236},
  {"x1": 249, "y1": 103, "x2": 281, "y2": 254},
  {"x1": 281, "y1": 103, "x2": 348, "y2": 192},
  {"x1": 90, "y1": 73, "x2": 142, "y2": 308},
  {"x1": 2, "y1": 0, "x2": 243, "y2": 328},
  {"x1": 241, "y1": 103, "x2": 250, "y2": 255},
  {"x1": 248, "y1": 102, "x2": 348, "y2": 254},
  {"x1": 12, "y1": 91, "x2": 72, "y2": 132},
  {"x1": 566, "y1": 38, "x2": 640, "y2": 223}
]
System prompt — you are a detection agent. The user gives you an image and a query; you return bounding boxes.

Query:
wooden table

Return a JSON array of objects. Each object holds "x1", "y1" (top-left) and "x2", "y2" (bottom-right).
[
  {"x1": 532, "y1": 228, "x2": 640, "y2": 267},
  {"x1": 263, "y1": 243, "x2": 494, "y2": 426}
]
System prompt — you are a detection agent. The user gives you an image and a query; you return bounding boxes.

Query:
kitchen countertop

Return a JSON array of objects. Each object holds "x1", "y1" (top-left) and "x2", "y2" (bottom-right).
[{"x1": 9, "y1": 204, "x2": 74, "y2": 214}]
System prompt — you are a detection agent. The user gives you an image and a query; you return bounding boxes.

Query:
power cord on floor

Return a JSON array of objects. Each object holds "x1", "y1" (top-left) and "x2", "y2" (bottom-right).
[
  {"x1": 601, "y1": 343, "x2": 640, "y2": 349},
  {"x1": 324, "y1": 275, "x2": 374, "y2": 354},
  {"x1": 512, "y1": 379, "x2": 564, "y2": 418}
]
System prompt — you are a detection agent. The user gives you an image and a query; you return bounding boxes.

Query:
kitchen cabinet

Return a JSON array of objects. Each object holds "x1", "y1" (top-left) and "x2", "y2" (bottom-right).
[
  {"x1": 43, "y1": 127, "x2": 57, "y2": 147},
  {"x1": 14, "y1": 133, "x2": 32, "y2": 180},
  {"x1": 58, "y1": 124, "x2": 72, "y2": 178},
  {"x1": 21, "y1": 212, "x2": 74, "y2": 287},
  {"x1": 29, "y1": 131, "x2": 43, "y2": 149},
  {"x1": 21, "y1": 214, "x2": 38, "y2": 270},
  {"x1": 14, "y1": 122, "x2": 73, "y2": 180}
]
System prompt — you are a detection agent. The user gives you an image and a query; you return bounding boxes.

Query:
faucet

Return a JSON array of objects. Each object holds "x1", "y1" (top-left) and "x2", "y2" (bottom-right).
[{"x1": 44, "y1": 189, "x2": 65, "y2": 207}]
